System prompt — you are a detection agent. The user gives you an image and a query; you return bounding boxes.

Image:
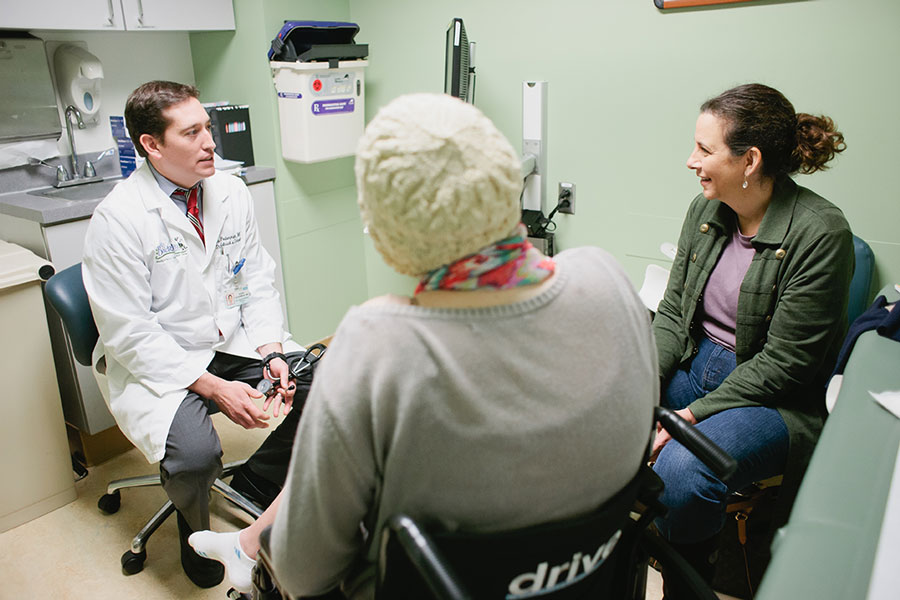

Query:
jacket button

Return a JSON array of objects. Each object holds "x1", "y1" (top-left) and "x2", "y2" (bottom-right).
[
  {"x1": 765, "y1": 315, "x2": 772, "y2": 322},
  {"x1": 700, "y1": 223, "x2": 710, "y2": 233},
  {"x1": 775, "y1": 248, "x2": 786, "y2": 260},
  {"x1": 772, "y1": 284, "x2": 777, "y2": 292},
  {"x1": 691, "y1": 252, "x2": 697, "y2": 262},
  {"x1": 692, "y1": 346, "x2": 699, "y2": 356}
]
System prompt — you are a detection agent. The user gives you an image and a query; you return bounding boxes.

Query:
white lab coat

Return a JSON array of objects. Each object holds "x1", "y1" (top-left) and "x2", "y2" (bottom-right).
[{"x1": 83, "y1": 162, "x2": 298, "y2": 463}]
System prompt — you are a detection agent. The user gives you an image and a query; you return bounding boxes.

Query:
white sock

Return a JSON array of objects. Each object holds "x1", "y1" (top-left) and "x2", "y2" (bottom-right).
[{"x1": 188, "y1": 530, "x2": 256, "y2": 593}]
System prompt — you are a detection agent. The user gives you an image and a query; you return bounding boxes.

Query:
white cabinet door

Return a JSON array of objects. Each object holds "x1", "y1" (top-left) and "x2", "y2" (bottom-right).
[
  {"x1": 120, "y1": 0, "x2": 234, "y2": 31},
  {"x1": 0, "y1": 0, "x2": 233, "y2": 31},
  {"x1": 0, "y1": 0, "x2": 125, "y2": 30}
]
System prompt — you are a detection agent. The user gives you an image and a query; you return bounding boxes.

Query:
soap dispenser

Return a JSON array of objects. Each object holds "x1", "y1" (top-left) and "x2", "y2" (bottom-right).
[{"x1": 54, "y1": 44, "x2": 103, "y2": 125}]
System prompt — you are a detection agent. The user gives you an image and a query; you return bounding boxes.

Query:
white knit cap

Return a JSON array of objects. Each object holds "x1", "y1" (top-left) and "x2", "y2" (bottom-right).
[{"x1": 355, "y1": 93, "x2": 522, "y2": 276}]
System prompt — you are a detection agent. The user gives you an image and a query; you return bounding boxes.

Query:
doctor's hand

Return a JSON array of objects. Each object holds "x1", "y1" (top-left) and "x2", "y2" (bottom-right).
[
  {"x1": 215, "y1": 380, "x2": 272, "y2": 429},
  {"x1": 190, "y1": 373, "x2": 270, "y2": 429},
  {"x1": 262, "y1": 356, "x2": 296, "y2": 417}
]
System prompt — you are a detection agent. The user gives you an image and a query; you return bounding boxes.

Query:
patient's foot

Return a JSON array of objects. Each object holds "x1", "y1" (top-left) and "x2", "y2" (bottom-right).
[{"x1": 188, "y1": 530, "x2": 256, "y2": 593}]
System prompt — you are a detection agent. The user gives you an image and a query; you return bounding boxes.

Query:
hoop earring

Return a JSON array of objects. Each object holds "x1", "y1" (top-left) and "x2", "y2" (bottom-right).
[{"x1": 742, "y1": 180, "x2": 748, "y2": 189}]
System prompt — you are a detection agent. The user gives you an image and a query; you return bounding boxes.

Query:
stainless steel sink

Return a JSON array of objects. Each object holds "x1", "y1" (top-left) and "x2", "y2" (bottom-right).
[{"x1": 28, "y1": 178, "x2": 121, "y2": 201}]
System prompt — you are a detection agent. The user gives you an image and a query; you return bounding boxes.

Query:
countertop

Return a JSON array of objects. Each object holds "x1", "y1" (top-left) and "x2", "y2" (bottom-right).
[{"x1": 0, "y1": 166, "x2": 276, "y2": 226}]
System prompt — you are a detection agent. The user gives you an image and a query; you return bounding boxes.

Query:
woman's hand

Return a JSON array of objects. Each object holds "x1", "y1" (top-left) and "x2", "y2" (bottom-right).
[
  {"x1": 674, "y1": 407, "x2": 698, "y2": 425},
  {"x1": 650, "y1": 425, "x2": 671, "y2": 462},
  {"x1": 650, "y1": 407, "x2": 698, "y2": 462}
]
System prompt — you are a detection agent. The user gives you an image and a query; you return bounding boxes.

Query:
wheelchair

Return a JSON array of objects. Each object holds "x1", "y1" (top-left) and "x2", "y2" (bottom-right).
[{"x1": 236, "y1": 406, "x2": 735, "y2": 600}]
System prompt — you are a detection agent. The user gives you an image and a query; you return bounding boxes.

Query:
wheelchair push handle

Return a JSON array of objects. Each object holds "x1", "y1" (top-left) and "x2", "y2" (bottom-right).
[
  {"x1": 386, "y1": 515, "x2": 474, "y2": 600},
  {"x1": 655, "y1": 406, "x2": 737, "y2": 481}
]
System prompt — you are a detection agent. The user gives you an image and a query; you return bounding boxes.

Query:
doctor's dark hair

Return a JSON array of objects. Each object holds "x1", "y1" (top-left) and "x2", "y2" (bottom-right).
[
  {"x1": 701, "y1": 83, "x2": 846, "y2": 178},
  {"x1": 124, "y1": 81, "x2": 201, "y2": 158}
]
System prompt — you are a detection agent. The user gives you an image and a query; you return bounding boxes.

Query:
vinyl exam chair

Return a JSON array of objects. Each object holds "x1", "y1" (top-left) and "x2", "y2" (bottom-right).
[{"x1": 44, "y1": 262, "x2": 263, "y2": 576}]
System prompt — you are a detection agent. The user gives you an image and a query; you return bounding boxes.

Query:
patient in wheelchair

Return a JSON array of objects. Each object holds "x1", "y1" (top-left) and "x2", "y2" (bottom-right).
[{"x1": 192, "y1": 92, "x2": 659, "y2": 598}]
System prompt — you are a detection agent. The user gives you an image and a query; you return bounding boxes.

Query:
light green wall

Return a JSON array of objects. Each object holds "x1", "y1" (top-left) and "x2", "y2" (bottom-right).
[
  {"x1": 191, "y1": 0, "x2": 900, "y2": 339},
  {"x1": 350, "y1": 0, "x2": 900, "y2": 300},
  {"x1": 190, "y1": 0, "x2": 367, "y2": 343}
]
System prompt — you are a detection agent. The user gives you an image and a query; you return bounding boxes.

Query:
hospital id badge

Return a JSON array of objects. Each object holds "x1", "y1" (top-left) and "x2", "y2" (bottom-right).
[{"x1": 224, "y1": 281, "x2": 251, "y2": 309}]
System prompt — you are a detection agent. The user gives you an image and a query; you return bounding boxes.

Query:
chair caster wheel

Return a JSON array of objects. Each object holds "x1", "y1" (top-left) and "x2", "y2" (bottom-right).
[
  {"x1": 98, "y1": 490, "x2": 121, "y2": 514},
  {"x1": 121, "y1": 549, "x2": 147, "y2": 575}
]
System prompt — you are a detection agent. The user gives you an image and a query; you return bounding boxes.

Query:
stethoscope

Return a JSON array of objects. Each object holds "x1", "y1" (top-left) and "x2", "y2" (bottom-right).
[{"x1": 256, "y1": 343, "x2": 327, "y2": 399}]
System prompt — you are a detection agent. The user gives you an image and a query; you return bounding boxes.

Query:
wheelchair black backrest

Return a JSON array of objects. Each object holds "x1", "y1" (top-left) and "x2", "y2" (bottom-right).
[{"x1": 376, "y1": 468, "x2": 647, "y2": 600}]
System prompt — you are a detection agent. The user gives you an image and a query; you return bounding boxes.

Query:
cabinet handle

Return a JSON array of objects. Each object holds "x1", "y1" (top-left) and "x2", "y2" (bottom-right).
[{"x1": 106, "y1": 0, "x2": 115, "y2": 26}]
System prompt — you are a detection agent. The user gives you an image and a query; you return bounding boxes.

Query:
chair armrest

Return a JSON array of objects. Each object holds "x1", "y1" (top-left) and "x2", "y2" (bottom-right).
[{"x1": 655, "y1": 406, "x2": 737, "y2": 481}]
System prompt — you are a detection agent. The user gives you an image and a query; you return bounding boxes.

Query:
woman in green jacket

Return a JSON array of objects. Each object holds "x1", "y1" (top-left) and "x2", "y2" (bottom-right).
[{"x1": 651, "y1": 83, "x2": 853, "y2": 592}]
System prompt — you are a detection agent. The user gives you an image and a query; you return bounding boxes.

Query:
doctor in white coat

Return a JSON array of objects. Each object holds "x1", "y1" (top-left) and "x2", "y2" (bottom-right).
[{"x1": 82, "y1": 81, "x2": 306, "y2": 589}]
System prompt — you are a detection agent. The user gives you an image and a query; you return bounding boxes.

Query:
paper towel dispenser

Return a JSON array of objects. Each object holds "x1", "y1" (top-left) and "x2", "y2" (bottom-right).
[{"x1": 0, "y1": 34, "x2": 61, "y2": 143}]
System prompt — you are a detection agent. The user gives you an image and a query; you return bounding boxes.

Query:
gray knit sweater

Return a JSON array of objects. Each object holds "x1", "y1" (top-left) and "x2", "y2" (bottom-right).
[{"x1": 269, "y1": 246, "x2": 659, "y2": 598}]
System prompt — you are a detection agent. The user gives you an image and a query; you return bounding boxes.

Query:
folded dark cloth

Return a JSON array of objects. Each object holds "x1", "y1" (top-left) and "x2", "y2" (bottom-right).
[{"x1": 832, "y1": 295, "x2": 900, "y2": 376}]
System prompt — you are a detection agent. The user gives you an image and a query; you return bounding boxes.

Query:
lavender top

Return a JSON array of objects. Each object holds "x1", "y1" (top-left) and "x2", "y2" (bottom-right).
[{"x1": 701, "y1": 226, "x2": 757, "y2": 351}]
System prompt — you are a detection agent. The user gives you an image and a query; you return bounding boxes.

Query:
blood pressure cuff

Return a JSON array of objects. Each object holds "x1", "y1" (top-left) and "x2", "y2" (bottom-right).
[{"x1": 268, "y1": 20, "x2": 368, "y2": 63}]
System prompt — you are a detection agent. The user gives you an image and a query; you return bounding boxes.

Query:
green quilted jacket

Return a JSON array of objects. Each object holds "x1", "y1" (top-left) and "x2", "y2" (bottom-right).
[{"x1": 653, "y1": 176, "x2": 854, "y2": 519}]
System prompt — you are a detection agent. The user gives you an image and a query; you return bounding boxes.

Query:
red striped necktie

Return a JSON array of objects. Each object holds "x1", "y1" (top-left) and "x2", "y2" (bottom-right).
[{"x1": 173, "y1": 185, "x2": 204, "y2": 245}]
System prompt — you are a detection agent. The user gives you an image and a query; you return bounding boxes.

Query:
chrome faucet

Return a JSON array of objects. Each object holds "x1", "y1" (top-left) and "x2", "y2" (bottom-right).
[
  {"x1": 55, "y1": 105, "x2": 103, "y2": 187},
  {"x1": 64, "y1": 105, "x2": 85, "y2": 180}
]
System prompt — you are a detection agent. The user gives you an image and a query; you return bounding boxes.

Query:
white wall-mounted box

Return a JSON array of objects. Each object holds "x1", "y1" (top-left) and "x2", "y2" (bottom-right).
[{"x1": 271, "y1": 60, "x2": 367, "y2": 164}]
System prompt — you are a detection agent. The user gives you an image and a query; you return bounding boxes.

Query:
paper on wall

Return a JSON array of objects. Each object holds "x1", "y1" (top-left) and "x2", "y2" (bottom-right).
[
  {"x1": 214, "y1": 152, "x2": 243, "y2": 176},
  {"x1": 870, "y1": 390, "x2": 900, "y2": 420},
  {"x1": 0, "y1": 139, "x2": 60, "y2": 170}
]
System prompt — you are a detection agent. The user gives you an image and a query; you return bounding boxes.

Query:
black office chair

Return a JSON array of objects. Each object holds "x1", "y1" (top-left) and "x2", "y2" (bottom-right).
[
  {"x1": 246, "y1": 406, "x2": 735, "y2": 600},
  {"x1": 44, "y1": 262, "x2": 263, "y2": 576}
]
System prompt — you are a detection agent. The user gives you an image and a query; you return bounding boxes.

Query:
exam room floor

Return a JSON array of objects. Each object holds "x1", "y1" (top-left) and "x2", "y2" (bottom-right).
[{"x1": 0, "y1": 413, "x2": 738, "y2": 599}]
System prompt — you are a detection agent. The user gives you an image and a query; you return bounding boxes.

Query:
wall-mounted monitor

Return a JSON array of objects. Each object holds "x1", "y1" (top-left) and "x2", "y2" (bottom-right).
[{"x1": 444, "y1": 17, "x2": 475, "y2": 103}]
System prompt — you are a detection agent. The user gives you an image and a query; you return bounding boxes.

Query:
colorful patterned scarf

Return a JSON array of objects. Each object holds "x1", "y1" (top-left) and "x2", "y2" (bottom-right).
[{"x1": 415, "y1": 224, "x2": 556, "y2": 294}]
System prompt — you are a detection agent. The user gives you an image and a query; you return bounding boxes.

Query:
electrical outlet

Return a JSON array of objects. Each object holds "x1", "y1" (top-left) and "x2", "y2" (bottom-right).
[{"x1": 558, "y1": 182, "x2": 575, "y2": 214}]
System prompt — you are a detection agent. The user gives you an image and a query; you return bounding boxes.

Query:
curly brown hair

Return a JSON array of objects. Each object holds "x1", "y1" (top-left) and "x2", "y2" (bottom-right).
[
  {"x1": 124, "y1": 81, "x2": 200, "y2": 158},
  {"x1": 701, "y1": 83, "x2": 846, "y2": 178}
]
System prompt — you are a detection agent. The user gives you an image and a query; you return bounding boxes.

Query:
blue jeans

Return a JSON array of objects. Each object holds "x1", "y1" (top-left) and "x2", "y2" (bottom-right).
[{"x1": 653, "y1": 337, "x2": 789, "y2": 543}]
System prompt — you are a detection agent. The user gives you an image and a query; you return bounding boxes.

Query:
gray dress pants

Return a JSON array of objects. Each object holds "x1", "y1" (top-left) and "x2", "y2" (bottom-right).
[{"x1": 159, "y1": 351, "x2": 307, "y2": 531}]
